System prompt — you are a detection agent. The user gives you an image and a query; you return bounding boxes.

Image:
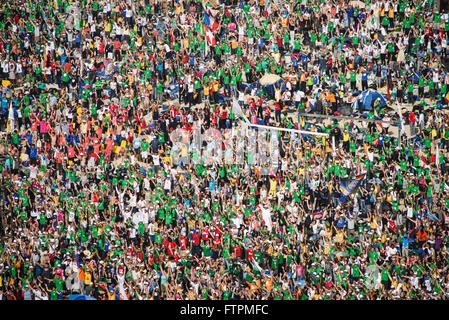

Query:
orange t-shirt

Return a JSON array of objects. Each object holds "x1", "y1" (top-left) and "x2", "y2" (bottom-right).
[
  {"x1": 417, "y1": 231, "x2": 428, "y2": 242},
  {"x1": 79, "y1": 269, "x2": 85, "y2": 282},
  {"x1": 68, "y1": 146, "x2": 75, "y2": 158},
  {"x1": 106, "y1": 138, "x2": 114, "y2": 153},
  {"x1": 265, "y1": 279, "x2": 273, "y2": 291}
]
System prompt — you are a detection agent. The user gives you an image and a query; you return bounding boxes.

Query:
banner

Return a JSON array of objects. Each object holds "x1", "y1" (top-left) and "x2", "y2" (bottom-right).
[{"x1": 339, "y1": 173, "x2": 366, "y2": 202}]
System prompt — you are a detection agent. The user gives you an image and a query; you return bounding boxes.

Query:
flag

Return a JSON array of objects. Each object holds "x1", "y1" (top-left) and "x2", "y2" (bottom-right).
[
  {"x1": 340, "y1": 174, "x2": 366, "y2": 200},
  {"x1": 119, "y1": 286, "x2": 128, "y2": 300},
  {"x1": 204, "y1": 11, "x2": 219, "y2": 32},
  {"x1": 139, "y1": 167, "x2": 146, "y2": 178},
  {"x1": 420, "y1": 155, "x2": 429, "y2": 165},
  {"x1": 332, "y1": 135, "x2": 335, "y2": 153},
  {"x1": 386, "y1": 80, "x2": 391, "y2": 102},
  {"x1": 444, "y1": 183, "x2": 449, "y2": 194},
  {"x1": 232, "y1": 98, "x2": 249, "y2": 123},
  {"x1": 204, "y1": 25, "x2": 216, "y2": 46},
  {"x1": 387, "y1": 219, "x2": 397, "y2": 232},
  {"x1": 299, "y1": 116, "x2": 305, "y2": 129}
]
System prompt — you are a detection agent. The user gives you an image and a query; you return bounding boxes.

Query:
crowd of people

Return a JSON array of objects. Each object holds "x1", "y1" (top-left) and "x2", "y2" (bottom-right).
[{"x1": 2, "y1": 0, "x2": 449, "y2": 300}]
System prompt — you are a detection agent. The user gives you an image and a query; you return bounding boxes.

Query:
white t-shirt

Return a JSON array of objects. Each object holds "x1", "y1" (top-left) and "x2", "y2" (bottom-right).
[
  {"x1": 164, "y1": 178, "x2": 171, "y2": 190},
  {"x1": 148, "y1": 222, "x2": 156, "y2": 236},
  {"x1": 153, "y1": 155, "x2": 160, "y2": 166}
]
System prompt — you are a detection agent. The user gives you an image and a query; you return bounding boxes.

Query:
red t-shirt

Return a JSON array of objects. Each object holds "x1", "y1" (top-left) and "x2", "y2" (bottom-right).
[
  {"x1": 168, "y1": 241, "x2": 177, "y2": 256},
  {"x1": 191, "y1": 233, "x2": 201, "y2": 245},
  {"x1": 234, "y1": 246, "x2": 241, "y2": 258},
  {"x1": 213, "y1": 236, "x2": 221, "y2": 248},
  {"x1": 202, "y1": 229, "x2": 210, "y2": 241},
  {"x1": 179, "y1": 236, "x2": 188, "y2": 250},
  {"x1": 63, "y1": 62, "x2": 71, "y2": 73},
  {"x1": 113, "y1": 41, "x2": 121, "y2": 51},
  {"x1": 221, "y1": 111, "x2": 228, "y2": 120}
]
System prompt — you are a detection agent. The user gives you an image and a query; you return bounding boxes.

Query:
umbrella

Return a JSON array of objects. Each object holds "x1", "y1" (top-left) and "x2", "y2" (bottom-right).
[
  {"x1": 339, "y1": 105, "x2": 353, "y2": 116},
  {"x1": 352, "y1": 90, "x2": 388, "y2": 112},
  {"x1": 349, "y1": 0, "x2": 366, "y2": 8},
  {"x1": 259, "y1": 74, "x2": 281, "y2": 86},
  {"x1": 68, "y1": 294, "x2": 97, "y2": 300},
  {"x1": 169, "y1": 100, "x2": 180, "y2": 108},
  {"x1": 282, "y1": 73, "x2": 297, "y2": 79},
  {"x1": 205, "y1": 0, "x2": 220, "y2": 8}
]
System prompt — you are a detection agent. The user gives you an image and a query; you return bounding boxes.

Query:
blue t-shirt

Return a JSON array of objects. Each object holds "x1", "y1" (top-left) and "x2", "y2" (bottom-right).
[
  {"x1": 30, "y1": 147, "x2": 38, "y2": 159},
  {"x1": 25, "y1": 133, "x2": 33, "y2": 145},
  {"x1": 362, "y1": 72, "x2": 368, "y2": 81},
  {"x1": 347, "y1": 8, "x2": 354, "y2": 17},
  {"x1": 337, "y1": 217, "x2": 345, "y2": 228},
  {"x1": 402, "y1": 237, "x2": 409, "y2": 248},
  {"x1": 301, "y1": 54, "x2": 308, "y2": 64},
  {"x1": 1, "y1": 97, "x2": 8, "y2": 115},
  {"x1": 292, "y1": 57, "x2": 298, "y2": 67}
]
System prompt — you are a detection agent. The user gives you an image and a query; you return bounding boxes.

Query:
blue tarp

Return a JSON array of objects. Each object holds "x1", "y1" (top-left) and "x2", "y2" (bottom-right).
[
  {"x1": 68, "y1": 294, "x2": 97, "y2": 300},
  {"x1": 352, "y1": 90, "x2": 388, "y2": 111}
]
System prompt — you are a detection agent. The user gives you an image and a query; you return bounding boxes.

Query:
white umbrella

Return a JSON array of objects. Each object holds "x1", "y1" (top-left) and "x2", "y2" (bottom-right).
[
  {"x1": 349, "y1": 0, "x2": 366, "y2": 8},
  {"x1": 259, "y1": 74, "x2": 281, "y2": 86}
]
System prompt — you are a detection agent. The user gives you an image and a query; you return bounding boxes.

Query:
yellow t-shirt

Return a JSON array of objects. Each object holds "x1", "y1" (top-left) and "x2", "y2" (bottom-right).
[
  {"x1": 282, "y1": 17, "x2": 288, "y2": 28},
  {"x1": 432, "y1": 129, "x2": 437, "y2": 138},
  {"x1": 269, "y1": 179, "x2": 277, "y2": 191},
  {"x1": 84, "y1": 272, "x2": 92, "y2": 285},
  {"x1": 163, "y1": 155, "x2": 173, "y2": 167},
  {"x1": 388, "y1": 8, "x2": 394, "y2": 18},
  {"x1": 370, "y1": 218, "x2": 378, "y2": 230}
]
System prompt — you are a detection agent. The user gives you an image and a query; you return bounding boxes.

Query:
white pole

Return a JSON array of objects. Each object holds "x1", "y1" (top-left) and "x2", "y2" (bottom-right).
[
  {"x1": 232, "y1": 99, "x2": 328, "y2": 136},
  {"x1": 247, "y1": 122, "x2": 329, "y2": 136},
  {"x1": 396, "y1": 102, "x2": 405, "y2": 147},
  {"x1": 205, "y1": 28, "x2": 208, "y2": 58},
  {"x1": 436, "y1": 143, "x2": 440, "y2": 166},
  {"x1": 332, "y1": 135, "x2": 336, "y2": 158}
]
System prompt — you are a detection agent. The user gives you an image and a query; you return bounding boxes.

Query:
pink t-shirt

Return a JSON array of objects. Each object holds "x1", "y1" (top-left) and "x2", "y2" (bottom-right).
[
  {"x1": 297, "y1": 265, "x2": 303, "y2": 276},
  {"x1": 57, "y1": 211, "x2": 64, "y2": 222},
  {"x1": 40, "y1": 121, "x2": 48, "y2": 133},
  {"x1": 55, "y1": 268, "x2": 63, "y2": 278}
]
